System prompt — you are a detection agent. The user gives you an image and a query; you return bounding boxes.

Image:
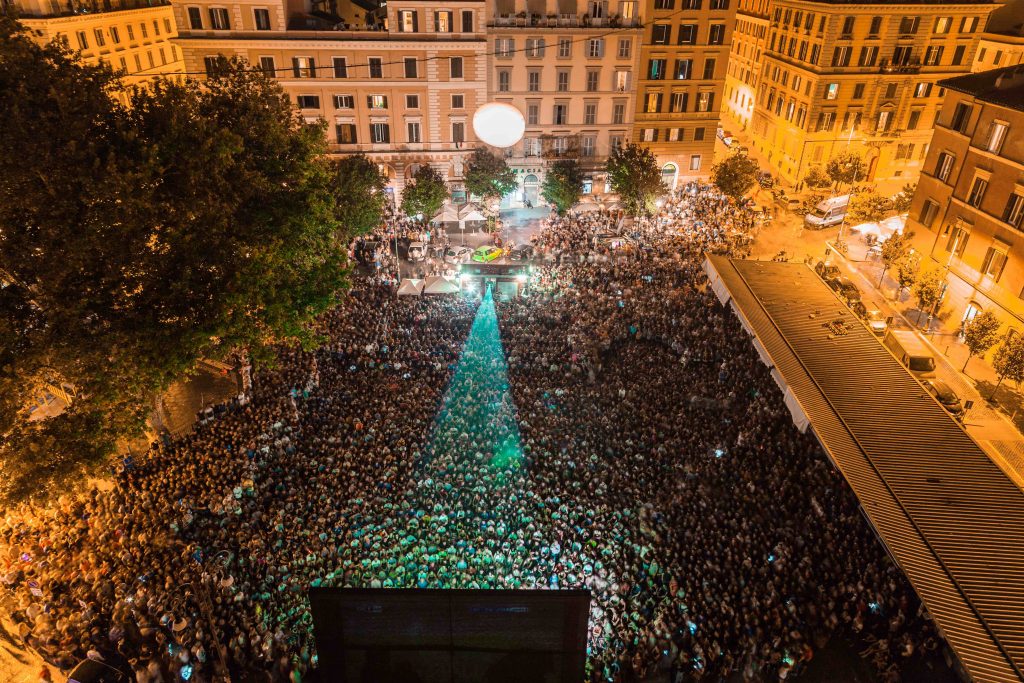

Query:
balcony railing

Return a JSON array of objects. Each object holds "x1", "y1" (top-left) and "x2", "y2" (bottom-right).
[
  {"x1": 490, "y1": 13, "x2": 639, "y2": 29},
  {"x1": 878, "y1": 59, "x2": 921, "y2": 74}
]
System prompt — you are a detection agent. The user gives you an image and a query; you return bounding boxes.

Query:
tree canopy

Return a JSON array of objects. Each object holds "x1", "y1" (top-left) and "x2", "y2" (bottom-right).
[
  {"x1": 962, "y1": 311, "x2": 1001, "y2": 372},
  {"x1": 847, "y1": 191, "x2": 893, "y2": 224},
  {"x1": 464, "y1": 148, "x2": 517, "y2": 201},
  {"x1": 606, "y1": 144, "x2": 668, "y2": 216},
  {"x1": 711, "y1": 153, "x2": 760, "y2": 202},
  {"x1": 334, "y1": 154, "x2": 389, "y2": 236},
  {"x1": 804, "y1": 166, "x2": 831, "y2": 190},
  {"x1": 825, "y1": 153, "x2": 866, "y2": 190},
  {"x1": 541, "y1": 160, "x2": 585, "y2": 215},
  {"x1": 0, "y1": 22, "x2": 365, "y2": 496},
  {"x1": 400, "y1": 165, "x2": 449, "y2": 220}
]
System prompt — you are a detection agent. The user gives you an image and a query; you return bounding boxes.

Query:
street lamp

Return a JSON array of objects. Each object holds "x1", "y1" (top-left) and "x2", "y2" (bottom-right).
[{"x1": 835, "y1": 125, "x2": 858, "y2": 252}]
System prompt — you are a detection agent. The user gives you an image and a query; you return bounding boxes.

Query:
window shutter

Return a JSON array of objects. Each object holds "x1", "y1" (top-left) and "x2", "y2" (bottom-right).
[
  {"x1": 413, "y1": 12, "x2": 419, "y2": 32},
  {"x1": 292, "y1": 57, "x2": 301, "y2": 78}
]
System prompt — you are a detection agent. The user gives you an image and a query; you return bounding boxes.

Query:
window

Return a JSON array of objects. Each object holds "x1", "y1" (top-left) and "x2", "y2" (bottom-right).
[
  {"x1": 869, "y1": 16, "x2": 882, "y2": 35},
  {"x1": 924, "y1": 46, "x2": 943, "y2": 66},
  {"x1": 292, "y1": 57, "x2": 316, "y2": 78},
  {"x1": 526, "y1": 38, "x2": 545, "y2": 58},
  {"x1": 678, "y1": 24, "x2": 697, "y2": 45},
  {"x1": 884, "y1": 82, "x2": 898, "y2": 99},
  {"x1": 960, "y1": 16, "x2": 978, "y2": 33},
  {"x1": 825, "y1": 83, "x2": 839, "y2": 100},
  {"x1": 816, "y1": 111, "x2": 835, "y2": 132},
  {"x1": 367, "y1": 95, "x2": 388, "y2": 109},
  {"x1": 164, "y1": 18, "x2": 171, "y2": 33},
  {"x1": 187, "y1": 7, "x2": 203, "y2": 29},
  {"x1": 914, "y1": 82, "x2": 932, "y2": 98},
  {"x1": 297, "y1": 95, "x2": 320, "y2": 109},
  {"x1": 334, "y1": 94, "x2": 354, "y2": 108},
  {"x1": 898, "y1": 16, "x2": 919, "y2": 34},
  {"x1": 952, "y1": 45, "x2": 966, "y2": 66},
  {"x1": 858, "y1": 46, "x2": 877, "y2": 67},
  {"x1": 527, "y1": 104, "x2": 539, "y2": 125},
  {"x1": 461, "y1": 10, "x2": 473, "y2": 32},
  {"x1": 333, "y1": 57, "x2": 347, "y2": 78},
  {"x1": 451, "y1": 94, "x2": 464, "y2": 109},
  {"x1": 140, "y1": 22, "x2": 148, "y2": 38},
  {"x1": 895, "y1": 143, "x2": 915, "y2": 160},
  {"x1": 369, "y1": 58, "x2": 383, "y2": 78},
  {"x1": 254, "y1": 8, "x2": 271, "y2": 30},
  {"x1": 588, "y1": 39, "x2": 604, "y2": 57},
  {"x1": 496, "y1": 38, "x2": 514, "y2": 58},
  {"x1": 209, "y1": 8, "x2": 230, "y2": 30},
  {"x1": 436, "y1": 10, "x2": 452, "y2": 32},
  {"x1": 404, "y1": 58, "x2": 418, "y2": 78},
  {"x1": 967, "y1": 176, "x2": 988, "y2": 208},
  {"x1": 335, "y1": 124, "x2": 357, "y2": 144},
  {"x1": 842, "y1": 110, "x2": 862, "y2": 132},
  {"x1": 406, "y1": 94, "x2": 420, "y2": 108},
  {"x1": 613, "y1": 102, "x2": 625, "y2": 124},
  {"x1": 950, "y1": 102, "x2": 972, "y2": 133},
  {"x1": 809, "y1": 44, "x2": 820, "y2": 65},
  {"x1": 892, "y1": 45, "x2": 912, "y2": 66},
  {"x1": 877, "y1": 110, "x2": 892, "y2": 132},
  {"x1": 644, "y1": 91, "x2": 662, "y2": 113},
  {"x1": 648, "y1": 59, "x2": 666, "y2": 80},
  {"x1": 557, "y1": 70, "x2": 570, "y2": 92},
  {"x1": 498, "y1": 70, "x2": 510, "y2": 92},
  {"x1": 986, "y1": 121, "x2": 1008, "y2": 153},
  {"x1": 702, "y1": 58, "x2": 715, "y2": 79},
  {"x1": 610, "y1": 134, "x2": 623, "y2": 151},
  {"x1": 553, "y1": 104, "x2": 568, "y2": 125},
  {"x1": 935, "y1": 152, "x2": 955, "y2": 181},
  {"x1": 1003, "y1": 193, "x2": 1024, "y2": 228},
  {"x1": 586, "y1": 70, "x2": 599, "y2": 92},
  {"x1": 652, "y1": 24, "x2": 671, "y2": 44},
  {"x1": 689, "y1": 155, "x2": 701, "y2": 171},
  {"x1": 919, "y1": 199, "x2": 940, "y2": 228},
  {"x1": 119, "y1": 56, "x2": 127, "y2": 71},
  {"x1": 642, "y1": 128, "x2": 657, "y2": 142},
  {"x1": 654, "y1": 0, "x2": 673, "y2": 7},
  {"x1": 406, "y1": 121, "x2": 421, "y2": 143},
  {"x1": 832, "y1": 46, "x2": 850, "y2": 67},
  {"x1": 674, "y1": 59, "x2": 692, "y2": 79},
  {"x1": 399, "y1": 10, "x2": 417, "y2": 33},
  {"x1": 450, "y1": 57, "x2": 463, "y2": 79},
  {"x1": 584, "y1": 103, "x2": 597, "y2": 125},
  {"x1": 696, "y1": 91, "x2": 714, "y2": 112},
  {"x1": 981, "y1": 244, "x2": 1008, "y2": 281},
  {"x1": 153, "y1": 19, "x2": 160, "y2": 36},
  {"x1": 710, "y1": 0, "x2": 728, "y2": 9},
  {"x1": 933, "y1": 16, "x2": 952, "y2": 34},
  {"x1": 615, "y1": 70, "x2": 630, "y2": 91},
  {"x1": 203, "y1": 56, "x2": 223, "y2": 77},
  {"x1": 693, "y1": 127, "x2": 705, "y2": 141},
  {"x1": 259, "y1": 56, "x2": 276, "y2": 75},
  {"x1": 528, "y1": 71, "x2": 540, "y2": 92},
  {"x1": 853, "y1": 83, "x2": 865, "y2": 99},
  {"x1": 370, "y1": 122, "x2": 390, "y2": 144},
  {"x1": 946, "y1": 223, "x2": 969, "y2": 255},
  {"x1": 670, "y1": 91, "x2": 688, "y2": 112},
  {"x1": 559, "y1": 38, "x2": 571, "y2": 58},
  {"x1": 581, "y1": 136, "x2": 596, "y2": 157},
  {"x1": 618, "y1": 38, "x2": 631, "y2": 58},
  {"x1": 93, "y1": 28, "x2": 105, "y2": 47},
  {"x1": 708, "y1": 24, "x2": 724, "y2": 45},
  {"x1": 908, "y1": 110, "x2": 921, "y2": 129},
  {"x1": 841, "y1": 16, "x2": 855, "y2": 35}
]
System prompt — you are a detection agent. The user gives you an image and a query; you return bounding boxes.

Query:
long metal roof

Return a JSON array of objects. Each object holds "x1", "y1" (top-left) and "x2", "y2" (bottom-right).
[{"x1": 705, "y1": 256, "x2": 1024, "y2": 683}]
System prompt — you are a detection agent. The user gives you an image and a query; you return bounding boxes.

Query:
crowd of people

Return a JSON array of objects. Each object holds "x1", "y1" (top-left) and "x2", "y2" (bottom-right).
[{"x1": 1, "y1": 184, "x2": 949, "y2": 683}]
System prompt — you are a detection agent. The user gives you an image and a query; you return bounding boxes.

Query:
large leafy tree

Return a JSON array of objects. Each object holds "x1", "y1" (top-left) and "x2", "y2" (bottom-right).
[
  {"x1": 334, "y1": 154, "x2": 388, "y2": 236},
  {"x1": 804, "y1": 166, "x2": 831, "y2": 190},
  {"x1": 607, "y1": 143, "x2": 668, "y2": 216},
  {"x1": 541, "y1": 159, "x2": 584, "y2": 215},
  {"x1": 0, "y1": 23, "x2": 355, "y2": 496},
  {"x1": 878, "y1": 230, "x2": 913, "y2": 287},
  {"x1": 992, "y1": 333, "x2": 1024, "y2": 398},
  {"x1": 464, "y1": 148, "x2": 517, "y2": 202},
  {"x1": 401, "y1": 165, "x2": 449, "y2": 221},
  {"x1": 847, "y1": 191, "x2": 893, "y2": 224},
  {"x1": 711, "y1": 153, "x2": 760, "y2": 202},
  {"x1": 962, "y1": 311, "x2": 1001, "y2": 373},
  {"x1": 825, "y1": 152, "x2": 866, "y2": 191}
]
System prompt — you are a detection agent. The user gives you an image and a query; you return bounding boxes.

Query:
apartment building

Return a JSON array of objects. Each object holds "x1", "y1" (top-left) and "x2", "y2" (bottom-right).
[
  {"x1": 907, "y1": 64, "x2": 1024, "y2": 339},
  {"x1": 172, "y1": 0, "x2": 487, "y2": 198},
  {"x1": 634, "y1": 0, "x2": 737, "y2": 187},
  {"x1": 11, "y1": 0, "x2": 184, "y2": 86},
  {"x1": 722, "y1": 0, "x2": 768, "y2": 129},
  {"x1": 748, "y1": 0, "x2": 994, "y2": 193},
  {"x1": 972, "y1": 0, "x2": 1024, "y2": 72},
  {"x1": 487, "y1": 0, "x2": 641, "y2": 207}
]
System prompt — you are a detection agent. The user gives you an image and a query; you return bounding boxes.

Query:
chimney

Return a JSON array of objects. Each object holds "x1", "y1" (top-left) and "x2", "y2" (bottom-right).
[{"x1": 995, "y1": 64, "x2": 1024, "y2": 90}]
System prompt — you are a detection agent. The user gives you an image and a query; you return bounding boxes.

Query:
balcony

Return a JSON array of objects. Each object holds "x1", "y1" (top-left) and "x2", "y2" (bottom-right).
[
  {"x1": 15, "y1": 0, "x2": 169, "y2": 18},
  {"x1": 878, "y1": 59, "x2": 921, "y2": 74},
  {"x1": 490, "y1": 13, "x2": 639, "y2": 29}
]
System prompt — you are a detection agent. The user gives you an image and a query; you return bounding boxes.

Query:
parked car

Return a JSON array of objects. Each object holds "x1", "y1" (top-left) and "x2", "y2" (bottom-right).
[
  {"x1": 826, "y1": 275, "x2": 861, "y2": 305},
  {"x1": 859, "y1": 307, "x2": 889, "y2": 337},
  {"x1": 814, "y1": 260, "x2": 840, "y2": 280},
  {"x1": 443, "y1": 246, "x2": 473, "y2": 265},
  {"x1": 471, "y1": 245, "x2": 504, "y2": 263},
  {"x1": 883, "y1": 329, "x2": 937, "y2": 378},
  {"x1": 805, "y1": 195, "x2": 851, "y2": 230},
  {"x1": 407, "y1": 241, "x2": 427, "y2": 262},
  {"x1": 734, "y1": 145, "x2": 749, "y2": 156},
  {"x1": 922, "y1": 379, "x2": 965, "y2": 420},
  {"x1": 508, "y1": 243, "x2": 535, "y2": 261}
]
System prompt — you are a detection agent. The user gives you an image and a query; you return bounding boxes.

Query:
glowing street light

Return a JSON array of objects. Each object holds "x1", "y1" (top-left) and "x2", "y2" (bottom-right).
[{"x1": 472, "y1": 102, "x2": 526, "y2": 149}]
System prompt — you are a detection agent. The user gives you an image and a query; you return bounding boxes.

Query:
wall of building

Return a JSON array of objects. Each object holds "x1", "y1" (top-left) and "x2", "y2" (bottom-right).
[{"x1": 722, "y1": 0, "x2": 767, "y2": 129}]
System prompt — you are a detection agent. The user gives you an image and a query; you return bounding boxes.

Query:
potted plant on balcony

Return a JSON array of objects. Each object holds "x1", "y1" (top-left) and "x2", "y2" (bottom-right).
[{"x1": 610, "y1": 13, "x2": 621, "y2": 27}]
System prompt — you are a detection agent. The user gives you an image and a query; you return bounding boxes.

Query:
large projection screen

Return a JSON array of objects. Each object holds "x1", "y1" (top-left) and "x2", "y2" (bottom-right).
[{"x1": 308, "y1": 588, "x2": 591, "y2": 683}]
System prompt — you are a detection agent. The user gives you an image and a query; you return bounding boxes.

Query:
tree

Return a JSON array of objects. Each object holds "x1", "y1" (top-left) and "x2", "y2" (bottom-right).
[
  {"x1": 962, "y1": 311, "x2": 1001, "y2": 372},
  {"x1": 878, "y1": 231, "x2": 914, "y2": 287},
  {"x1": 606, "y1": 143, "x2": 668, "y2": 216},
  {"x1": 333, "y1": 154, "x2": 388, "y2": 237},
  {"x1": 463, "y1": 148, "x2": 517, "y2": 202},
  {"x1": 711, "y1": 153, "x2": 760, "y2": 202},
  {"x1": 914, "y1": 267, "x2": 946, "y2": 326},
  {"x1": 992, "y1": 334, "x2": 1024, "y2": 397},
  {"x1": 892, "y1": 183, "x2": 917, "y2": 214},
  {"x1": 894, "y1": 252, "x2": 920, "y2": 301},
  {"x1": 0, "y1": 24, "x2": 352, "y2": 497},
  {"x1": 825, "y1": 152, "x2": 866, "y2": 191},
  {"x1": 847, "y1": 191, "x2": 893, "y2": 225},
  {"x1": 804, "y1": 166, "x2": 832, "y2": 190},
  {"x1": 541, "y1": 159, "x2": 584, "y2": 215},
  {"x1": 401, "y1": 165, "x2": 449, "y2": 221}
]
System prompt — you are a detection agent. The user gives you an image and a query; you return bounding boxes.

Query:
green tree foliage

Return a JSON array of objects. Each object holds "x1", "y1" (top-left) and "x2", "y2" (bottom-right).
[
  {"x1": 541, "y1": 159, "x2": 584, "y2": 215},
  {"x1": 914, "y1": 267, "x2": 946, "y2": 323},
  {"x1": 992, "y1": 333, "x2": 1024, "y2": 397},
  {"x1": 962, "y1": 310, "x2": 1001, "y2": 372},
  {"x1": 606, "y1": 143, "x2": 668, "y2": 216},
  {"x1": 894, "y1": 252, "x2": 920, "y2": 300},
  {"x1": 401, "y1": 165, "x2": 449, "y2": 221},
  {"x1": 333, "y1": 154, "x2": 388, "y2": 236},
  {"x1": 804, "y1": 166, "x2": 832, "y2": 190},
  {"x1": 847, "y1": 191, "x2": 893, "y2": 224},
  {"x1": 0, "y1": 23, "x2": 355, "y2": 497},
  {"x1": 892, "y1": 183, "x2": 917, "y2": 214},
  {"x1": 825, "y1": 152, "x2": 866, "y2": 190},
  {"x1": 711, "y1": 153, "x2": 760, "y2": 202},
  {"x1": 463, "y1": 148, "x2": 517, "y2": 201},
  {"x1": 878, "y1": 231, "x2": 914, "y2": 287}
]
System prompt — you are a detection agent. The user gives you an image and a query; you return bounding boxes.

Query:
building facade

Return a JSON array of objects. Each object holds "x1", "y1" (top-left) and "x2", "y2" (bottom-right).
[
  {"x1": 486, "y1": 0, "x2": 641, "y2": 207},
  {"x1": 722, "y1": 0, "x2": 768, "y2": 130},
  {"x1": 747, "y1": 0, "x2": 994, "y2": 193},
  {"x1": 11, "y1": 0, "x2": 185, "y2": 87},
  {"x1": 972, "y1": 0, "x2": 1024, "y2": 72},
  {"x1": 634, "y1": 0, "x2": 737, "y2": 188},
  {"x1": 907, "y1": 64, "x2": 1024, "y2": 341},
  {"x1": 172, "y1": 0, "x2": 487, "y2": 198}
]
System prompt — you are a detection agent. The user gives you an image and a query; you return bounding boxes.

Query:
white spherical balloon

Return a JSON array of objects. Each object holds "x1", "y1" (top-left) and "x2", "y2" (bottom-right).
[{"x1": 472, "y1": 102, "x2": 526, "y2": 149}]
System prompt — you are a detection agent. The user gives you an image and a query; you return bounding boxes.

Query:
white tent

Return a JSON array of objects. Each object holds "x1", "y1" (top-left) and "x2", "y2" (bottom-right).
[
  {"x1": 459, "y1": 208, "x2": 487, "y2": 223},
  {"x1": 431, "y1": 204, "x2": 461, "y2": 224},
  {"x1": 397, "y1": 278, "x2": 424, "y2": 297},
  {"x1": 422, "y1": 275, "x2": 461, "y2": 295}
]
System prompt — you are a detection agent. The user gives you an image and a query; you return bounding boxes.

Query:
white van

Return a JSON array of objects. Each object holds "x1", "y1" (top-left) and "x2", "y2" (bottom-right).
[
  {"x1": 804, "y1": 195, "x2": 850, "y2": 230},
  {"x1": 883, "y1": 330, "x2": 937, "y2": 378}
]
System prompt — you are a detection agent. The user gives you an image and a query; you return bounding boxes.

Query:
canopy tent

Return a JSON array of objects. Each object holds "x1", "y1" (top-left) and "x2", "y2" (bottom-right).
[
  {"x1": 459, "y1": 208, "x2": 487, "y2": 223},
  {"x1": 852, "y1": 214, "x2": 907, "y2": 243},
  {"x1": 397, "y1": 278, "x2": 424, "y2": 297},
  {"x1": 431, "y1": 204, "x2": 462, "y2": 224},
  {"x1": 422, "y1": 275, "x2": 461, "y2": 295},
  {"x1": 575, "y1": 202, "x2": 600, "y2": 213}
]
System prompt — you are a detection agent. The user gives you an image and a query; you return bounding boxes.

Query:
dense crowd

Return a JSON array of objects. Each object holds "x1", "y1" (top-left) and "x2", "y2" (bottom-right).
[{"x1": 1, "y1": 185, "x2": 947, "y2": 683}]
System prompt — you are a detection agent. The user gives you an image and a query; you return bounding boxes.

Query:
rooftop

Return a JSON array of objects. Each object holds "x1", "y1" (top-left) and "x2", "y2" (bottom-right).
[{"x1": 940, "y1": 64, "x2": 1024, "y2": 113}]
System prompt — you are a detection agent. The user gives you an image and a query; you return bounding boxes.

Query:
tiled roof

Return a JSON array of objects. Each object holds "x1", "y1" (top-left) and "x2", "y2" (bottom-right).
[{"x1": 940, "y1": 64, "x2": 1024, "y2": 113}]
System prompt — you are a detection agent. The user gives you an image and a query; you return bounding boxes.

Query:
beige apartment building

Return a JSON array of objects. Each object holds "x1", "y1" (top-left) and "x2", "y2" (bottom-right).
[
  {"x1": 972, "y1": 0, "x2": 1024, "y2": 72},
  {"x1": 11, "y1": 0, "x2": 184, "y2": 86},
  {"x1": 748, "y1": 0, "x2": 994, "y2": 192},
  {"x1": 634, "y1": 0, "x2": 737, "y2": 187},
  {"x1": 907, "y1": 64, "x2": 1024, "y2": 340},
  {"x1": 722, "y1": 0, "x2": 768, "y2": 129},
  {"x1": 172, "y1": 0, "x2": 487, "y2": 199},
  {"x1": 487, "y1": 0, "x2": 641, "y2": 207}
]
